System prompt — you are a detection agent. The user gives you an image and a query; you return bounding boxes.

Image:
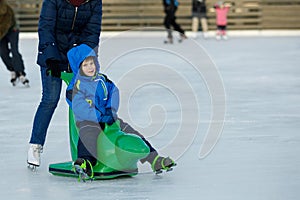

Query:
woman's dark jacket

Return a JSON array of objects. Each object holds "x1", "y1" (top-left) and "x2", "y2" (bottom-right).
[{"x1": 37, "y1": 0, "x2": 102, "y2": 71}]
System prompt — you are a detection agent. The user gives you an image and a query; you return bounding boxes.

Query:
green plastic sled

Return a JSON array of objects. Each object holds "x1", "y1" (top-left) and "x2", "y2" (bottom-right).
[{"x1": 49, "y1": 72, "x2": 150, "y2": 179}]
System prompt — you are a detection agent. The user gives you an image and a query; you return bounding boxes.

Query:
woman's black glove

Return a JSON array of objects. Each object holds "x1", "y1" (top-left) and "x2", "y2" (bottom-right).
[{"x1": 46, "y1": 59, "x2": 61, "y2": 78}]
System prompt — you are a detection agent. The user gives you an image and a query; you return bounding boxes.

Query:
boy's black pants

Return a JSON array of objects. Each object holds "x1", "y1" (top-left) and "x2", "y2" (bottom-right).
[{"x1": 77, "y1": 119, "x2": 158, "y2": 166}]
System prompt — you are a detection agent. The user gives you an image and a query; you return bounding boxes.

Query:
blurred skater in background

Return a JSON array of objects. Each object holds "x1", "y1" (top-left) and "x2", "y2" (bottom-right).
[
  {"x1": 191, "y1": 0, "x2": 208, "y2": 38},
  {"x1": 163, "y1": 0, "x2": 187, "y2": 44},
  {"x1": 213, "y1": 1, "x2": 231, "y2": 40},
  {"x1": 0, "y1": 0, "x2": 29, "y2": 86}
]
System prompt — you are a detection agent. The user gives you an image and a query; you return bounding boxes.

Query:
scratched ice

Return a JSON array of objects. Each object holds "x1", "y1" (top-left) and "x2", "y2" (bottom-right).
[{"x1": 0, "y1": 32, "x2": 299, "y2": 200}]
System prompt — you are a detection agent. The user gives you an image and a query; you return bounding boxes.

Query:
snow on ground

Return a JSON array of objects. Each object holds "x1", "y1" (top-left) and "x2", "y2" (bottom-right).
[{"x1": 0, "y1": 31, "x2": 300, "y2": 200}]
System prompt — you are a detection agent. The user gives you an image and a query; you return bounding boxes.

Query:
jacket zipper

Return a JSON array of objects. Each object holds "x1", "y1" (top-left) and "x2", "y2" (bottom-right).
[
  {"x1": 69, "y1": 6, "x2": 78, "y2": 72},
  {"x1": 68, "y1": 0, "x2": 91, "y2": 72},
  {"x1": 70, "y1": 0, "x2": 91, "y2": 31},
  {"x1": 71, "y1": 7, "x2": 78, "y2": 31}
]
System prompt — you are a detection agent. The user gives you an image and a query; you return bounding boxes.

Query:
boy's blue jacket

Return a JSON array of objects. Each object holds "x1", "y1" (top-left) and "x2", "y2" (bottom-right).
[{"x1": 66, "y1": 44, "x2": 119, "y2": 125}]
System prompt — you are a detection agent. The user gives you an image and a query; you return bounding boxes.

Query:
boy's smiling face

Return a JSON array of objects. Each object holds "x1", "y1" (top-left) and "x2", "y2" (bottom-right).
[{"x1": 81, "y1": 57, "x2": 96, "y2": 77}]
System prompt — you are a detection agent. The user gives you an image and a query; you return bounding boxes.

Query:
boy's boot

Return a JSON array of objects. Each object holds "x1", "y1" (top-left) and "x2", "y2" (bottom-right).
[
  {"x1": 73, "y1": 158, "x2": 94, "y2": 181},
  {"x1": 27, "y1": 144, "x2": 43, "y2": 168},
  {"x1": 151, "y1": 155, "x2": 176, "y2": 174}
]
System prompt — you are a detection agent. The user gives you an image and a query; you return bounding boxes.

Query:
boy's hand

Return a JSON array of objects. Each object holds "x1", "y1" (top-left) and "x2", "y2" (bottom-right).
[
  {"x1": 101, "y1": 108, "x2": 117, "y2": 125},
  {"x1": 101, "y1": 115, "x2": 114, "y2": 125}
]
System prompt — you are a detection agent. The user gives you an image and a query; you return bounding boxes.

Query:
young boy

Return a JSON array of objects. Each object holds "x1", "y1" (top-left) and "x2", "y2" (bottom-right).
[{"x1": 66, "y1": 44, "x2": 176, "y2": 178}]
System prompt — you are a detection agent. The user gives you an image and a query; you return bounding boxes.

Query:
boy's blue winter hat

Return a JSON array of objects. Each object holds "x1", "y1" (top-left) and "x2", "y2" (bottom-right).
[{"x1": 67, "y1": 44, "x2": 97, "y2": 75}]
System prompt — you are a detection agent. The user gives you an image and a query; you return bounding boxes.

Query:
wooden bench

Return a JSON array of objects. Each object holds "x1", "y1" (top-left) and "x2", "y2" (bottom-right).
[
  {"x1": 261, "y1": 0, "x2": 300, "y2": 29},
  {"x1": 6, "y1": 0, "x2": 300, "y2": 32},
  {"x1": 101, "y1": 0, "x2": 192, "y2": 31},
  {"x1": 7, "y1": 0, "x2": 41, "y2": 32}
]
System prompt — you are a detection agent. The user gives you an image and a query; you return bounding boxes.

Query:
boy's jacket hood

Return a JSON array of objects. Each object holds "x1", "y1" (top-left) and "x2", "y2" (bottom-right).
[{"x1": 67, "y1": 44, "x2": 100, "y2": 76}]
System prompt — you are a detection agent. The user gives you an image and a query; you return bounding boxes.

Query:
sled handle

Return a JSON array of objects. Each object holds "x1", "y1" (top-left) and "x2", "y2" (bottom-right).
[{"x1": 60, "y1": 72, "x2": 74, "y2": 86}]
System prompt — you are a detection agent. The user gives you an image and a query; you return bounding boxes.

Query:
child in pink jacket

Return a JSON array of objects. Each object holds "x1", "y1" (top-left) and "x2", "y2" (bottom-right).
[{"x1": 214, "y1": 1, "x2": 230, "y2": 40}]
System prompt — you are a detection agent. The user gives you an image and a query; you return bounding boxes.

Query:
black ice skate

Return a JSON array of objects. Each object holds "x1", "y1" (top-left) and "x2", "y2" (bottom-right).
[
  {"x1": 151, "y1": 156, "x2": 176, "y2": 174},
  {"x1": 73, "y1": 158, "x2": 94, "y2": 182}
]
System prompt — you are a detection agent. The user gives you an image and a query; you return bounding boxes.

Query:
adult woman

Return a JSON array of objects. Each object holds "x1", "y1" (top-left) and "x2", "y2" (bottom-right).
[{"x1": 27, "y1": 0, "x2": 102, "y2": 167}]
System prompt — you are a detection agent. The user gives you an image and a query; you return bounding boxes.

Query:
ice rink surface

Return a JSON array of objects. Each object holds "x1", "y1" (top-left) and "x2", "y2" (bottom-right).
[{"x1": 0, "y1": 32, "x2": 299, "y2": 200}]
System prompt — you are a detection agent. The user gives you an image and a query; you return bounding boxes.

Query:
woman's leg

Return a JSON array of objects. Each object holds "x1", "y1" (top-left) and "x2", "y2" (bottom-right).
[{"x1": 29, "y1": 67, "x2": 62, "y2": 146}]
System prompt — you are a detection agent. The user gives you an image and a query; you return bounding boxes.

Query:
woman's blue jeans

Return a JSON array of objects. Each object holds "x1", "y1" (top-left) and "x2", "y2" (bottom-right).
[{"x1": 29, "y1": 67, "x2": 62, "y2": 146}]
